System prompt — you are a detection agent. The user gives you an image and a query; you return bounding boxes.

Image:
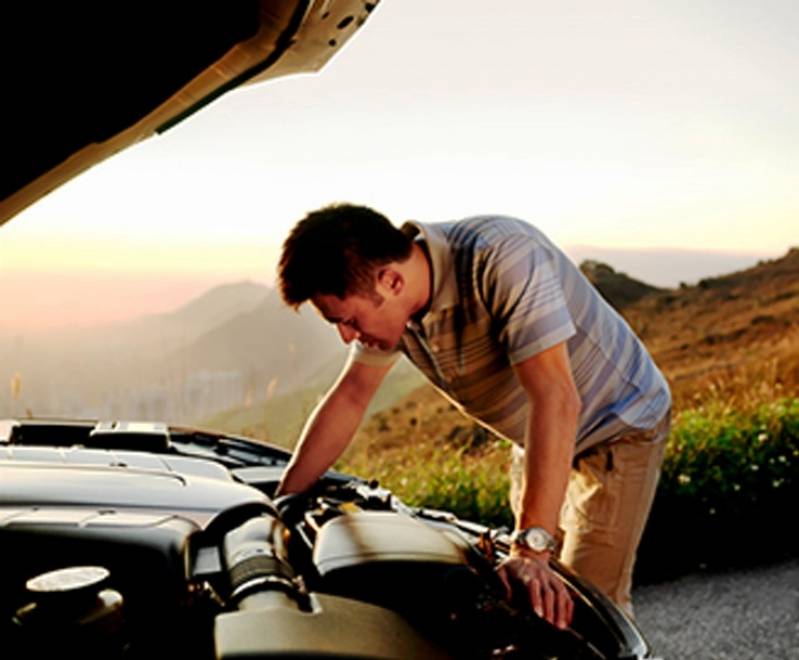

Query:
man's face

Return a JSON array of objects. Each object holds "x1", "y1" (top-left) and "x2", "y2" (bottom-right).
[{"x1": 311, "y1": 289, "x2": 408, "y2": 352}]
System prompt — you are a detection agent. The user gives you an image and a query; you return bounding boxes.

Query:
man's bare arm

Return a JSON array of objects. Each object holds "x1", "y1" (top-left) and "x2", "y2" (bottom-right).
[
  {"x1": 276, "y1": 356, "x2": 393, "y2": 496},
  {"x1": 496, "y1": 341, "x2": 581, "y2": 629},
  {"x1": 513, "y1": 342, "x2": 580, "y2": 533}
]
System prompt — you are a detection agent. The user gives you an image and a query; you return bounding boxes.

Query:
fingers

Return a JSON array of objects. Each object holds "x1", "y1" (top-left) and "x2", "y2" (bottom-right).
[
  {"x1": 556, "y1": 579, "x2": 574, "y2": 630},
  {"x1": 526, "y1": 573, "x2": 543, "y2": 618},
  {"x1": 496, "y1": 557, "x2": 574, "y2": 629},
  {"x1": 496, "y1": 563, "x2": 512, "y2": 601},
  {"x1": 544, "y1": 577, "x2": 556, "y2": 625},
  {"x1": 527, "y1": 574, "x2": 561, "y2": 627}
]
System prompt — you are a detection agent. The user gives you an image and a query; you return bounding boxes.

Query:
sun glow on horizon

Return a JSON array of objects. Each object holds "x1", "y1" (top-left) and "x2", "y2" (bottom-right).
[{"x1": 3, "y1": 0, "x2": 798, "y2": 330}]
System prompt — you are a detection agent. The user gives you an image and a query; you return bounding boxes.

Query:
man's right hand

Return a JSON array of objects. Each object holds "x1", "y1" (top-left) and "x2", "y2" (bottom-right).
[{"x1": 496, "y1": 548, "x2": 574, "y2": 630}]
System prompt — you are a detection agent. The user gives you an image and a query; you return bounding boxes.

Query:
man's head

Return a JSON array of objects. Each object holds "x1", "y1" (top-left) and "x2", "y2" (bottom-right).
[{"x1": 278, "y1": 203, "x2": 425, "y2": 351}]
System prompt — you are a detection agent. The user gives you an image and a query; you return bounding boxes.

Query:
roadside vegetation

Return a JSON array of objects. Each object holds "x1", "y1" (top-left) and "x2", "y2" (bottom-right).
[
  {"x1": 639, "y1": 389, "x2": 799, "y2": 581},
  {"x1": 339, "y1": 249, "x2": 799, "y2": 582},
  {"x1": 338, "y1": 378, "x2": 799, "y2": 583},
  {"x1": 209, "y1": 248, "x2": 799, "y2": 583}
]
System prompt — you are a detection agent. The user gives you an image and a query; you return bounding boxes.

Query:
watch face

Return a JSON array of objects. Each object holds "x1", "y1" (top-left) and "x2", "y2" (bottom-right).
[
  {"x1": 524, "y1": 528, "x2": 550, "y2": 551},
  {"x1": 517, "y1": 527, "x2": 555, "y2": 552}
]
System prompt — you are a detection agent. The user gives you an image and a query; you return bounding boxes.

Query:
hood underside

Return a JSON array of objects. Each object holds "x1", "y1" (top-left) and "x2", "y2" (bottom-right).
[{"x1": 0, "y1": 0, "x2": 379, "y2": 227}]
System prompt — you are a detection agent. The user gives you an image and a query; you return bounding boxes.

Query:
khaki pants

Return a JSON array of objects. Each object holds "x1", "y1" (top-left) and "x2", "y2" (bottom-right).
[{"x1": 510, "y1": 412, "x2": 670, "y2": 618}]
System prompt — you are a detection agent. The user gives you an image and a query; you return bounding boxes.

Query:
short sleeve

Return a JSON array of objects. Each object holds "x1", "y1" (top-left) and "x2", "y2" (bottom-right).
[
  {"x1": 350, "y1": 341, "x2": 402, "y2": 368},
  {"x1": 480, "y1": 236, "x2": 576, "y2": 364}
]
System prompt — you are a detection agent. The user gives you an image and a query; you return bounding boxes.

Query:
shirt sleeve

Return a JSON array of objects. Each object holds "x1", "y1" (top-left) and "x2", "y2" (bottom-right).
[
  {"x1": 350, "y1": 341, "x2": 402, "y2": 367},
  {"x1": 480, "y1": 235, "x2": 576, "y2": 365}
]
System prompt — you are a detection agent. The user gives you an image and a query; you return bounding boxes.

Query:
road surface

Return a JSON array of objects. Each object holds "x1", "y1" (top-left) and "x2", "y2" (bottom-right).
[{"x1": 633, "y1": 558, "x2": 799, "y2": 659}]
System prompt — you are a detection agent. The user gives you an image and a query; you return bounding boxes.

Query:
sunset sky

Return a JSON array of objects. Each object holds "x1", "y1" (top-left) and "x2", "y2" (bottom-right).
[{"x1": 2, "y1": 1, "x2": 797, "y2": 330}]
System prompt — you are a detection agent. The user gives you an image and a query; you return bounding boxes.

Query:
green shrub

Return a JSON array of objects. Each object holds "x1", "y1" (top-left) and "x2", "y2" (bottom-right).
[
  {"x1": 403, "y1": 450, "x2": 513, "y2": 528},
  {"x1": 637, "y1": 397, "x2": 799, "y2": 582},
  {"x1": 340, "y1": 397, "x2": 799, "y2": 582},
  {"x1": 340, "y1": 443, "x2": 513, "y2": 528}
]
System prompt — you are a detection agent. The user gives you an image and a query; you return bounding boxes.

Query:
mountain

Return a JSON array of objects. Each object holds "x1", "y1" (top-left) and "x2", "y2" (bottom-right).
[
  {"x1": 622, "y1": 247, "x2": 799, "y2": 406},
  {"x1": 6, "y1": 247, "x2": 797, "y2": 444},
  {"x1": 83, "y1": 280, "x2": 270, "y2": 355},
  {"x1": 565, "y1": 246, "x2": 780, "y2": 289},
  {"x1": 168, "y1": 289, "x2": 344, "y2": 396},
  {"x1": 579, "y1": 260, "x2": 662, "y2": 310},
  {"x1": 153, "y1": 280, "x2": 270, "y2": 335},
  {"x1": 0, "y1": 281, "x2": 341, "y2": 422},
  {"x1": 203, "y1": 259, "x2": 667, "y2": 442},
  {"x1": 344, "y1": 247, "x2": 799, "y2": 462},
  {"x1": 202, "y1": 354, "x2": 426, "y2": 446}
]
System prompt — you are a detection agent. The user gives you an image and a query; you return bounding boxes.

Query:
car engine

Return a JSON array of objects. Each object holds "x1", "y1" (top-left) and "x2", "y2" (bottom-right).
[{"x1": 0, "y1": 419, "x2": 654, "y2": 659}]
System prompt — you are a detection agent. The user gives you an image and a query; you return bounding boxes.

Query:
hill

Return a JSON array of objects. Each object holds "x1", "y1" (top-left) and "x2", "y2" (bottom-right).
[
  {"x1": 168, "y1": 289, "x2": 343, "y2": 397},
  {"x1": 157, "y1": 281, "x2": 270, "y2": 338},
  {"x1": 202, "y1": 356, "x2": 426, "y2": 446},
  {"x1": 0, "y1": 281, "x2": 344, "y2": 422},
  {"x1": 93, "y1": 280, "x2": 271, "y2": 353},
  {"x1": 0, "y1": 281, "x2": 270, "y2": 417},
  {"x1": 579, "y1": 259, "x2": 662, "y2": 310},
  {"x1": 594, "y1": 248, "x2": 790, "y2": 402},
  {"x1": 205, "y1": 249, "x2": 799, "y2": 459},
  {"x1": 565, "y1": 245, "x2": 775, "y2": 289},
  {"x1": 341, "y1": 247, "x2": 799, "y2": 472},
  {"x1": 623, "y1": 247, "x2": 799, "y2": 407}
]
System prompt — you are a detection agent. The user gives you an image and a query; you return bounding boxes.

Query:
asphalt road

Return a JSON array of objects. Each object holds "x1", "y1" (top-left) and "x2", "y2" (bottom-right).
[{"x1": 633, "y1": 558, "x2": 799, "y2": 660}]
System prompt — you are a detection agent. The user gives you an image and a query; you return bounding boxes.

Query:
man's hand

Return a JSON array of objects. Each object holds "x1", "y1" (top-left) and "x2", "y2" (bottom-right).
[{"x1": 496, "y1": 548, "x2": 574, "y2": 630}]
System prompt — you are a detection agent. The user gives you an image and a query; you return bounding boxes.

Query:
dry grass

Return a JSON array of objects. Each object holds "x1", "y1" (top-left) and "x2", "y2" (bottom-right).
[
  {"x1": 337, "y1": 248, "x2": 799, "y2": 520},
  {"x1": 624, "y1": 247, "x2": 799, "y2": 409}
]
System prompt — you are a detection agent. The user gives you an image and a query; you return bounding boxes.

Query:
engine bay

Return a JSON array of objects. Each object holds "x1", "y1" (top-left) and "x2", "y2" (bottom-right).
[{"x1": 0, "y1": 419, "x2": 653, "y2": 659}]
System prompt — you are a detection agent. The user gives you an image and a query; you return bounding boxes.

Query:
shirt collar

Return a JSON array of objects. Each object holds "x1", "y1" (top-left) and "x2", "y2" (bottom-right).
[{"x1": 400, "y1": 221, "x2": 459, "y2": 321}]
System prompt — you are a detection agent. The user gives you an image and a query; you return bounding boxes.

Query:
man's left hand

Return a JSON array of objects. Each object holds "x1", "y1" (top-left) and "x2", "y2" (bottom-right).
[{"x1": 496, "y1": 548, "x2": 574, "y2": 630}]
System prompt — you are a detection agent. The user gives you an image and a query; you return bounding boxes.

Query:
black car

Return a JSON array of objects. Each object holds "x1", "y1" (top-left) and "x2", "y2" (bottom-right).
[
  {"x1": 1, "y1": 3, "x2": 657, "y2": 658},
  {"x1": 0, "y1": 417, "x2": 654, "y2": 659}
]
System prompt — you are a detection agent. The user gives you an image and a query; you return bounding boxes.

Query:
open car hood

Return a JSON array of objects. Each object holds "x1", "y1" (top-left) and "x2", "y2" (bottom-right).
[{"x1": 0, "y1": 0, "x2": 380, "y2": 227}]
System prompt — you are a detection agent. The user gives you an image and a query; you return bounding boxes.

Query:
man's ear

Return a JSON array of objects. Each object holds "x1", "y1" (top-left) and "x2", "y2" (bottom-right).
[{"x1": 377, "y1": 267, "x2": 404, "y2": 295}]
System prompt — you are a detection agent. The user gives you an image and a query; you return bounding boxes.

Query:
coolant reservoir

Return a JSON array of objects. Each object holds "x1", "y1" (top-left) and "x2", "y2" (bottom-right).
[{"x1": 12, "y1": 565, "x2": 127, "y2": 658}]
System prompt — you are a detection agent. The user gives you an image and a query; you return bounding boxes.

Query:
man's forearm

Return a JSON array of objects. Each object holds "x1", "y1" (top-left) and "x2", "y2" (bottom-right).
[
  {"x1": 501, "y1": 341, "x2": 580, "y2": 628},
  {"x1": 277, "y1": 387, "x2": 366, "y2": 495},
  {"x1": 517, "y1": 390, "x2": 580, "y2": 534},
  {"x1": 277, "y1": 358, "x2": 390, "y2": 496},
  {"x1": 499, "y1": 379, "x2": 580, "y2": 630}
]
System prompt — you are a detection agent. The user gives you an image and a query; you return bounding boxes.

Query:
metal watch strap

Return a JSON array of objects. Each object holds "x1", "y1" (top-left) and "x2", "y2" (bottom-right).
[{"x1": 510, "y1": 526, "x2": 557, "y2": 553}]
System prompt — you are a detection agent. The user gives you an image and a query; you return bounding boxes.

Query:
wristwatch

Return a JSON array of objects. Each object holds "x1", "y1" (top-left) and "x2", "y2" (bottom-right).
[{"x1": 510, "y1": 526, "x2": 557, "y2": 553}]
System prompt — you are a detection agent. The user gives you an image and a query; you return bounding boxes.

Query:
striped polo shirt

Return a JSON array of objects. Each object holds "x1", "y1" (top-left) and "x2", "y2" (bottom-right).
[{"x1": 353, "y1": 216, "x2": 671, "y2": 451}]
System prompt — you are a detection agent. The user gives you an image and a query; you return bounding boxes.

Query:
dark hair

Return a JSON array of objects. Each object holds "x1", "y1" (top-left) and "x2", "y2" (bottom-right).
[{"x1": 278, "y1": 203, "x2": 413, "y2": 307}]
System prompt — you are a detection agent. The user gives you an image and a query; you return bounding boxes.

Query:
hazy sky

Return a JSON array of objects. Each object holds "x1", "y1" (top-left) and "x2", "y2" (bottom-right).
[{"x1": 2, "y1": 0, "x2": 797, "y2": 329}]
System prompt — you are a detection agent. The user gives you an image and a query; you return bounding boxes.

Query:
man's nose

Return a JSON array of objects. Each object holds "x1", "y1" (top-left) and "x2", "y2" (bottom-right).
[{"x1": 337, "y1": 324, "x2": 359, "y2": 344}]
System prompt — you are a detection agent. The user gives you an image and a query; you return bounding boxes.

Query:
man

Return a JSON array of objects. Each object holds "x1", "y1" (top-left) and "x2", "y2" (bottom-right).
[{"x1": 276, "y1": 203, "x2": 671, "y2": 629}]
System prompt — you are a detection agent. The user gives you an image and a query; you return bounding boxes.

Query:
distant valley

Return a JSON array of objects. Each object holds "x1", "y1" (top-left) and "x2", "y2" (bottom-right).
[{"x1": 0, "y1": 281, "x2": 346, "y2": 423}]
